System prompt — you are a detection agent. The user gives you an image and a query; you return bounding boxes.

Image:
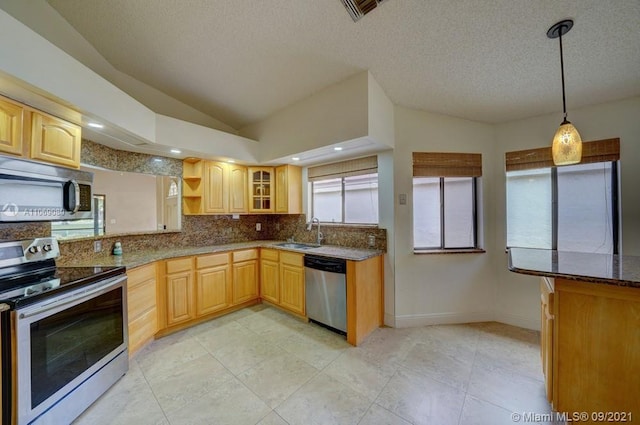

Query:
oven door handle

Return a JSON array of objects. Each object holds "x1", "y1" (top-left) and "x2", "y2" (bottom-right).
[{"x1": 18, "y1": 275, "x2": 126, "y2": 319}]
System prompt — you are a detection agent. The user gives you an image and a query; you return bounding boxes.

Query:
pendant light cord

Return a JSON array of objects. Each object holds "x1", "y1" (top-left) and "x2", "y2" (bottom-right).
[{"x1": 559, "y1": 26, "x2": 567, "y2": 121}]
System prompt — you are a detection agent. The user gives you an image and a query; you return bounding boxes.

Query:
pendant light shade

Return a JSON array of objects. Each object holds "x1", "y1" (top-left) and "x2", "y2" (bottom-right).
[
  {"x1": 548, "y1": 19, "x2": 582, "y2": 166},
  {"x1": 552, "y1": 120, "x2": 582, "y2": 165}
]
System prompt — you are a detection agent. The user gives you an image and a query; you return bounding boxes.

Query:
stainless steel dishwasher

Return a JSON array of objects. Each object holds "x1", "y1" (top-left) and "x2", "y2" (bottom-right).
[{"x1": 304, "y1": 255, "x2": 347, "y2": 334}]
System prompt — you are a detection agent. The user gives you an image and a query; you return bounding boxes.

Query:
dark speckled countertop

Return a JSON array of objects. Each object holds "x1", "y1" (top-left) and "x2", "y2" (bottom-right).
[
  {"x1": 56, "y1": 240, "x2": 383, "y2": 269},
  {"x1": 508, "y1": 247, "x2": 640, "y2": 288}
]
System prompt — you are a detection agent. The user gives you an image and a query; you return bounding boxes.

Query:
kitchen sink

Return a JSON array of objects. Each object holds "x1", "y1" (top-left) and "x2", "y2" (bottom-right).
[{"x1": 274, "y1": 242, "x2": 321, "y2": 250}]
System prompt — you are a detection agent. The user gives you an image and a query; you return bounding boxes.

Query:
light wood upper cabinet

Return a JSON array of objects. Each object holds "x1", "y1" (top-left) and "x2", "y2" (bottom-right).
[
  {"x1": 275, "y1": 165, "x2": 302, "y2": 214},
  {"x1": 248, "y1": 167, "x2": 274, "y2": 213},
  {"x1": 229, "y1": 164, "x2": 248, "y2": 213},
  {"x1": 279, "y1": 252, "x2": 305, "y2": 315},
  {"x1": 183, "y1": 158, "x2": 204, "y2": 215},
  {"x1": 30, "y1": 111, "x2": 81, "y2": 168},
  {"x1": 260, "y1": 249, "x2": 280, "y2": 304},
  {"x1": 204, "y1": 161, "x2": 228, "y2": 213},
  {"x1": 0, "y1": 95, "x2": 25, "y2": 156},
  {"x1": 196, "y1": 253, "x2": 232, "y2": 316}
]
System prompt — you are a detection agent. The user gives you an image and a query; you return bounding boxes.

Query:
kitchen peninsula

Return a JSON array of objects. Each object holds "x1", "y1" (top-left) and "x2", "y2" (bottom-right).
[{"x1": 508, "y1": 248, "x2": 639, "y2": 424}]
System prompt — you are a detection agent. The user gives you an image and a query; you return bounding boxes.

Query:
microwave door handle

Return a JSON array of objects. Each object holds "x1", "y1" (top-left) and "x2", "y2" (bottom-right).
[
  {"x1": 18, "y1": 275, "x2": 126, "y2": 319},
  {"x1": 70, "y1": 180, "x2": 80, "y2": 213}
]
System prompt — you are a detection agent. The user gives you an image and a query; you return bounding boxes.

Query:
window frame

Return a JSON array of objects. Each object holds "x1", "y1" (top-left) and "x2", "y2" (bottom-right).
[
  {"x1": 310, "y1": 172, "x2": 379, "y2": 225},
  {"x1": 412, "y1": 176, "x2": 480, "y2": 251}
]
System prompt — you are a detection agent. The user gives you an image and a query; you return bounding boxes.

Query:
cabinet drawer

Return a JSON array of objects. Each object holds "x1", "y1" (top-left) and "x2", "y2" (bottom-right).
[
  {"x1": 233, "y1": 249, "x2": 258, "y2": 263},
  {"x1": 197, "y1": 252, "x2": 230, "y2": 269},
  {"x1": 128, "y1": 278, "x2": 157, "y2": 319},
  {"x1": 127, "y1": 263, "x2": 157, "y2": 288},
  {"x1": 280, "y1": 252, "x2": 303, "y2": 267},
  {"x1": 166, "y1": 257, "x2": 193, "y2": 274},
  {"x1": 261, "y1": 249, "x2": 279, "y2": 262}
]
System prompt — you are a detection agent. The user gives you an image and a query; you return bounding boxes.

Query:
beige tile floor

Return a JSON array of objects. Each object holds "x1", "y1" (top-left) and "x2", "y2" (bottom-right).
[{"x1": 74, "y1": 305, "x2": 561, "y2": 425}]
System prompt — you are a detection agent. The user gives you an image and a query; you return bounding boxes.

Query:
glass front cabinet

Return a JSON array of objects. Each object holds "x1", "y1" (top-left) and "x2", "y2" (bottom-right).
[{"x1": 248, "y1": 167, "x2": 274, "y2": 213}]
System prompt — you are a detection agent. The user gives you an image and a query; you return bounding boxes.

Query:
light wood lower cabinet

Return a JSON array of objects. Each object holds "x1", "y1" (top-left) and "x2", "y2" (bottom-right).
[
  {"x1": 196, "y1": 253, "x2": 232, "y2": 316},
  {"x1": 279, "y1": 252, "x2": 305, "y2": 315},
  {"x1": 542, "y1": 277, "x2": 640, "y2": 421},
  {"x1": 540, "y1": 277, "x2": 554, "y2": 403},
  {"x1": 127, "y1": 263, "x2": 158, "y2": 356},
  {"x1": 232, "y1": 249, "x2": 259, "y2": 304},
  {"x1": 346, "y1": 255, "x2": 384, "y2": 346},
  {"x1": 165, "y1": 257, "x2": 195, "y2": 327},
  {"x1": 260, "y1": 249, "x2": 280, "y2": 304}
]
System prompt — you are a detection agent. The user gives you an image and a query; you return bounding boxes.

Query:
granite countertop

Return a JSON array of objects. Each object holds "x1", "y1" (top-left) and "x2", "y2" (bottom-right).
[
  {"x1": 508, "y1": 247, "x2": 640, "y2": 288},
  {"x1": 57, "y1": 240, "x2": 384, "y2": 269}
]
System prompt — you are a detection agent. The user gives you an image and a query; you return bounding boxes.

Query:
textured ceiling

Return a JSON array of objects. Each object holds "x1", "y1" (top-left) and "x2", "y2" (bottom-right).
[{"x1": 40, "y1": 0, "x2": 640, "y2": 129}]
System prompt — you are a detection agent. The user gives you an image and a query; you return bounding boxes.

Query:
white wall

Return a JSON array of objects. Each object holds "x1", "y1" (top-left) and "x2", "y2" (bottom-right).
[
  {"x1": 241, "y1": 72, "x2": 370, "y2": 162},
  {"x1": 392, "y1": 105, "x2": 498, "y2": 327},
  {"x1": 493, "y1": 96, "x2": 640, "y2": 329}
]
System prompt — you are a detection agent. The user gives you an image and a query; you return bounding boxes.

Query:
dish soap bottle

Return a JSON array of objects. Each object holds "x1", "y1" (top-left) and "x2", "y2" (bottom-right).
[{"x1": 113, "y1": 241, "x2": 123, "y2": 256}]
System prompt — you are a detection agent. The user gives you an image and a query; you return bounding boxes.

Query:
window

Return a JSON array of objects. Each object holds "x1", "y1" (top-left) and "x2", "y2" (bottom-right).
[
  {"x1": 309, "y1": 156, "x2": 378, "y2": 224},
  {"x1": 412, "y1": 152, "x2": 482, "y2": 251},
  {"x1": 506, "y1": 138, "x2": 620, "y2": 254}
]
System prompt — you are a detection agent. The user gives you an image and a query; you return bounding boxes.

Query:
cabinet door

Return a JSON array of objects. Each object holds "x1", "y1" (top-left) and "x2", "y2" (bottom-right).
[
  {"x1": 260, "y1": 259, "x2": 280, "y2": 304},
  {"x1": 229, "y1": 164, "x2": 248, "y2": 213},
  {"x1": 0, "y1": 96, "x2": 24, "y2": 156},
  {"x1": 232, "y1": 260, "x2": 258, "y2": 304},
  {"x1": 275, "y1": 165, "x2": 302, "y2": 214},
  {"x1": 204, "y1": 161, "x2": 228, "y2": 213},
  {"x1": 279, "y1": 264, "x2": 305, "y2": 315},
  {"x1": 248, "y1": 167, "x2": 274, "y2": 213},
  {"x1": 30, "y1": 112, "x2": 81, "y2": 168},
  {"x1": 166, "y1": 271, "x2": 195, "y2": 326},
  {"x1": 196, "y1": 264, "x2": 231, "y2": 316}
]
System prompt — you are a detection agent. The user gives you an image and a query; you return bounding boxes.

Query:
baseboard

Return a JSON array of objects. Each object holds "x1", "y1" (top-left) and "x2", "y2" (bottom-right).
[
  {"x1": 494, "y1": 312, "x2": 540, "y2": 331},
  {"x1": 383, "y1": 312, "x2": 395, "y2": 327},
  {"x1": 394, "y1": 311, "x2": 495, "y2": 328}
]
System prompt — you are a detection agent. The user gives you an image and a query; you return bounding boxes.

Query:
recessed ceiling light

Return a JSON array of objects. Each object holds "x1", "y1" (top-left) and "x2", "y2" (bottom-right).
[
  {"x1": 292, "y1": 157, "x2": 300, "y2": 161},
  {"x1": 227, "y1": 159, "x2": 236, "y2": 163},
  {"x1": 170, "y1": 149, "x2": 181, "y2": 154},
  {"x1": 87, "y1": 122, "x2": 104, "y2": 129},
  {"x1": 153, "y1": 158, "x2": 162, "y2": 162},
  {"x1": 334, "y1": 147, "x2": 343, "y2": 151}
]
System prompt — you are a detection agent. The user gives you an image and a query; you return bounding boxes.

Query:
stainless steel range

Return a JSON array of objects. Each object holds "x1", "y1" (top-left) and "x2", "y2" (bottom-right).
[{"x1": 0, "y1": 238, "x2": 128, "y2": 425}]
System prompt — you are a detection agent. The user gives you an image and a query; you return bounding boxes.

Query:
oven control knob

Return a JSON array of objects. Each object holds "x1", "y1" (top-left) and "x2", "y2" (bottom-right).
[
  {"x1": 28, "y1": 246, "x2": 41, "y2": 254},
  {"x1": 43, "y1": 244, "x2": 53, "y2": 252},
  {"x1": 25, "y1": 287, "x2": 36, "y2": 296}
]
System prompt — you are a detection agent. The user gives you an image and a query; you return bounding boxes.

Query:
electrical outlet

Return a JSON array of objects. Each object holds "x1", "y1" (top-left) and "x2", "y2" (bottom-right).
[
  {"x1": 399, "y1": 194, "x2": 407, "y2": 205},
  {"x1": 94, "y1": 240, "x2": 102, "y2": 252},
  {"x1": 275, "y1": 223, "x2": 280, "y2": 231},
  {"x1": 368, "y1": 234, "x2": 376, "y2": 247},
  {"x1": 256, "y1": 223, "x2": 261, "y2": 231}
]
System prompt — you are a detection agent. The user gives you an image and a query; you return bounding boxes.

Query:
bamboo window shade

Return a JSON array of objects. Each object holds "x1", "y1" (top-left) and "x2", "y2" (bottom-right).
[
  {"x1": 412, "y1": 152, "x2": 482, "y2": 177},
  {"x1": 307, "y1": 155, "x2": 378, "y2": 182},
  {"x1": 505, "y1": 138, "x2": 620, "y2": 172}
]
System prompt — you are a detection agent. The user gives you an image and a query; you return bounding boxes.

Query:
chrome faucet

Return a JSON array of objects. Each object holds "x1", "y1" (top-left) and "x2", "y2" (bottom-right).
[{"x1": 307, "y1": 217, "x2": 323, "y2": 245}]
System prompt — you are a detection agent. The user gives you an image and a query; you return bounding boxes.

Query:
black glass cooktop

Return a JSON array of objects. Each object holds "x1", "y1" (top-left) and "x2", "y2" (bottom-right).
[{"x1": 0, "y1": 262, "x2": 125, "y2": 309}]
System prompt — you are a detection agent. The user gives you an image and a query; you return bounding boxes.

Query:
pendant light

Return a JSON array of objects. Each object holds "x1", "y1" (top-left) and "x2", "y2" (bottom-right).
[{"x1": 547, "y1": 19, "x2": 582, "y2": 166}]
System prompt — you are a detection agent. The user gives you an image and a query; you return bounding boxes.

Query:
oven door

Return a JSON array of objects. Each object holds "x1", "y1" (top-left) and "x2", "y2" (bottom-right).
[{"x1": 15, "y1": 275, "x2": 128, "y2": 424}]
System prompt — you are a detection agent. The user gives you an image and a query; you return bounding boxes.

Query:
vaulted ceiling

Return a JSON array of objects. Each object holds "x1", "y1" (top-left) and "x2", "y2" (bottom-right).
[{"x1": 4, "y1": 0, "x2": 640, "y2": 131}]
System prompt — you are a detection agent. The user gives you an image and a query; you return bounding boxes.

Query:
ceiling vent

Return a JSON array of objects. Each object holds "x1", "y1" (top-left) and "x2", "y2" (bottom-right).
[{"x1": 340, "y1": 0, "x2": 387, "y2": 22}]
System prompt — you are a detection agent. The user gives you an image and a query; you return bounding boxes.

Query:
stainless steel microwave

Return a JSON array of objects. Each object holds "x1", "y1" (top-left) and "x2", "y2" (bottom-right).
[{"x1": 0, "y1": 155, "x2": 93, "y2": 222}]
